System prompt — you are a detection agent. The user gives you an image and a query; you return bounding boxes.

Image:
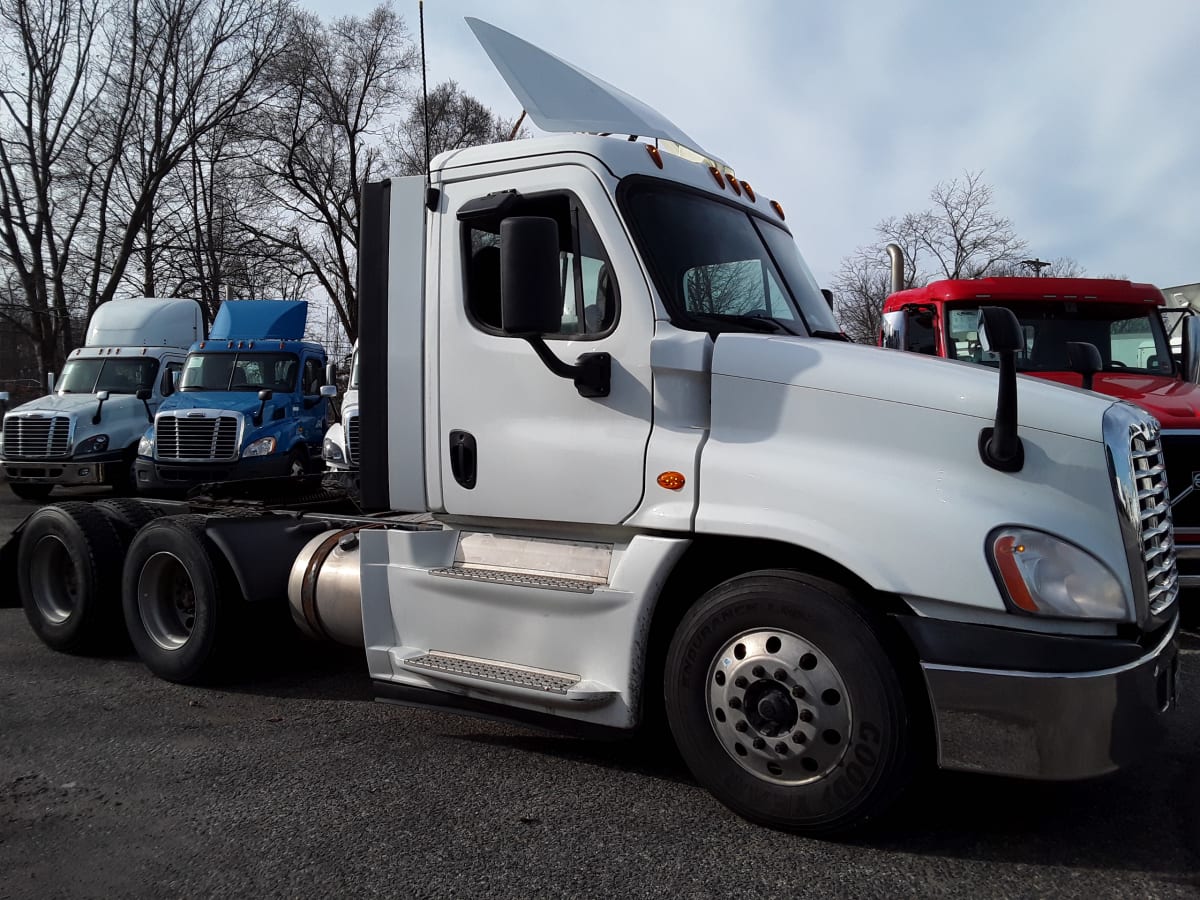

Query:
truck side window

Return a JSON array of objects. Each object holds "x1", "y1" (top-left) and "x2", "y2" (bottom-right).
[
  {"x1": 303, "y1": 358, "x2": 322, "y2": 396},
  {"x1": 463, "y1": 192, "x2": 618, "y2": 338}
]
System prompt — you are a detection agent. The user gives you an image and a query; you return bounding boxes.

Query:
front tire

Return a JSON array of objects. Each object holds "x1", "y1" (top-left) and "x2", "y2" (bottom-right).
[
  {"x1": 122, "y1": 515, "x2": 242, "y2": 684},
  {"x1": 664, "y1": 570, "x2": 915, "y2": 835}
]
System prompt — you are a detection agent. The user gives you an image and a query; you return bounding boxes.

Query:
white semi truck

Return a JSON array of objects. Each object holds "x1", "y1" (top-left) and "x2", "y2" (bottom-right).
[
  {"x1": 322, "y1": 341, "x2": 359, "y2": 485},
  {"x1": 0, "y1": 298, "x2": 201, "y2": 500},
  {"x1": 3, "y1": 20, "x2": 1180, "y2": 834}
]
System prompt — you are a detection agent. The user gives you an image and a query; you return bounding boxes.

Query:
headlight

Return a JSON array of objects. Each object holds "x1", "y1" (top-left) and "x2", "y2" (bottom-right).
[
  {"x1": 323, "y1": 438, "x2": 344, "y2": 463},
  {"x1": 243, "y1": 437, "x2": 277, "y2": 457},
  {"x1": 137, "y1": 434, "x2": 154, "y2": 457},
  {"x1": 988, "y1": 527, "x2": 1129, "y2": 621},
  {"x1": 77, "y1": 434, "x2": 110, "y2": 455}
]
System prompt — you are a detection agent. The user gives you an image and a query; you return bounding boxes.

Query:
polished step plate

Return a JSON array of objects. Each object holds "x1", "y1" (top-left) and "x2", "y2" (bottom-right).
[
  {"x1": 428, "y1": 565, "x2": 597, "y2": 594},
  {"x1": 403, "y1": 651, "x2": 579, "y2": 695}
]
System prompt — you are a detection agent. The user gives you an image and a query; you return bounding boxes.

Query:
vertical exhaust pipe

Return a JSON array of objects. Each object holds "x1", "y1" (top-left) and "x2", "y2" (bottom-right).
[{"x1": 886, "y1": 244, "x2": 904, "y2": 294}]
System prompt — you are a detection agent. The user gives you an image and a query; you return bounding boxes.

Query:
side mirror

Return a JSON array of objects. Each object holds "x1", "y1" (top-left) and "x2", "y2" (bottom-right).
[
  {"x1": 325, "y1": 362, "x2": 337, "y2": 386},
  {"x1": 977, "y1": 306, "x2": 1024, "y2": 473},
  {"x1": 1181, "y1": 316, "x2": 1200, "y2": 383},
  {"x1": 879, "y1": 310, "x2": 907, "y2": 350},
  {"x1": 821, "y1": 288, "x2": 835, "y2": 310},
  {"x1": 1065, "y1": 342, "x2": 1103, "y2": 391},
  {"x1": 135, "y1": 387, "x2": 153, "y2": 422},
  {"x1": 162, "y1": 368, "x2": 176, "y2": 396},
  {"x1": 0, "y1": 390, "x2": 8, "y2": 415},
  {"x1": 500, "y1": 216, "x2": 563, "y2": 336},
  {"x1": 92, "y1": 390, "x2": 110, "y2": 425},
  {"x1": 319, "y1": 384, "x2": 337, "y2": 398},
  {"x1": 498, "y1": 215, "x2": 610, "y2": 398},
  {"x1": 255, "y1": 388, "x2": 273, "y2": 426}
]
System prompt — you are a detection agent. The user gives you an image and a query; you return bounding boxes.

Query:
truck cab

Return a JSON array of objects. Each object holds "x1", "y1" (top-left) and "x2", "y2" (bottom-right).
[
  {"x1": 134, "y1": 300, "x2": 333, "y2": 492},
  {"x1": 880, "y1": 276, "x2": 1200, "y2": 587},
  {"x1": 0, "y1": 298, "x2": 199, "y2": 500},
  {"x1": 322, "y1": 341, "x2": 359, "y2": 485}
]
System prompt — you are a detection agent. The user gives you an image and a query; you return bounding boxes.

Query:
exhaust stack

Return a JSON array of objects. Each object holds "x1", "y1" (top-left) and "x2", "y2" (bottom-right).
[{"x1": 886, "y1": 244, "x2": 904, "y2": 294}]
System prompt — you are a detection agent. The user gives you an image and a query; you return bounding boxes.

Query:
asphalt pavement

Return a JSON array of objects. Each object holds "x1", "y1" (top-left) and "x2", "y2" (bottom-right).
[{"x1": 1, "y1": 487, "x2": 1198, "y2": 899}]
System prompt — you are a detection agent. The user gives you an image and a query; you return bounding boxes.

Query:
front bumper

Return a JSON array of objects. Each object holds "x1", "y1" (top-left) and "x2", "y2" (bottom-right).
[
  {"x1": 1, "y1": 452, "x2": 124, "y2": 485},
  {"x1": 909, "y1": 616, "x2": 1179, "y2": 780},
  {"x1": 134, "y1": 453, "x2": 292, "y2": 491}
]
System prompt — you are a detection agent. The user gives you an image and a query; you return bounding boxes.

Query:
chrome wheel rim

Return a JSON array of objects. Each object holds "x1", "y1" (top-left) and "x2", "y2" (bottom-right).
[
  {"x1": 707, "y1": 628, "x2": 853, "y2": 785},
  {"x1": 29, "y1": 535, "x2": 78, "y2": 624},
  {"x1": 137, "y1": 552, "x2": 197, "y2": 651}
]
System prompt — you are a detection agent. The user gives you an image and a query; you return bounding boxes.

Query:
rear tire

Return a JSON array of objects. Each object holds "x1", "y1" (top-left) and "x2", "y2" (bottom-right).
[
  {"x1": 18, "y1": 502, "x2": 126, "y2": 653},
  {"x1": 122, "y1": 515, "x2": 243, "y2": 684},
  {"x1": 9, "y1": 483, "x2": 52, "y2": 502},
  {"x1": 664, "y1": 570, "x2": 915, "y2": 835},
  {"x1": 93, "y1": 498, "x2": 168, "y2": 545}
]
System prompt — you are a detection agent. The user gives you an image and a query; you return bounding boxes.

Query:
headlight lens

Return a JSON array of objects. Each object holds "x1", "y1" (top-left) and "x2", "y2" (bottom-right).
[
  {"x1": 323, "y1": 438, "x2": 344, "y2": 463},
  {"x1": 243, "y1": 436, "x2": 277, "y2": 457},
  {"x1": 989, "y1": 527, "x2": 1129, "y2": 621},
  {"x1": 76, "y1": 434, "x2": 110, "y2": 455}
]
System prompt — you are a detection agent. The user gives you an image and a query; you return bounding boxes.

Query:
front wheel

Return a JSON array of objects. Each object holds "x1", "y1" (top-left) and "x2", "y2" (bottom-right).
[{"x1": 664, "y1": 570, "x2": 916, "y2": 835}]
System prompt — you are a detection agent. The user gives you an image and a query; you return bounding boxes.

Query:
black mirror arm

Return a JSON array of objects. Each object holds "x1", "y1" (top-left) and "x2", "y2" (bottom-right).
[
  {"x1": 522, "y1": 336, "x2": 610, "y2": 398},
  {"x1": 142, "y1": 399, "x2": 153, "y2": 422},
  {"x1": 92, "y1": 398, "x2": 105, "y2": 425},
  {"x1": 978, "y1": 348, "x2": 1024, "y2": 472}
]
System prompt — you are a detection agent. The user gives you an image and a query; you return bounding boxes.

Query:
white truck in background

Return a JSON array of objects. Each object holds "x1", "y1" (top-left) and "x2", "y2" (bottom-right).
[
  {"x1": 0, "y1": 299, "x2": 201, "y2": 500},
  {"x1": 3, "y1": 19, "x2": 1180, "y2": 835},
  {"x1": 322, "y1": 341, "x2": 360, "y2": 486}
]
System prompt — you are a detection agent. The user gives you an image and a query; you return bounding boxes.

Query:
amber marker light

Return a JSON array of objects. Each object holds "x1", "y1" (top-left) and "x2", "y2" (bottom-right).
[
  {"x1": 727, "y1": 175, "x2": 742, "y2": 196},
  {"x1": 992, "y1": 534, "x2": 1039, "y2": 613},
  {"x1": 709, "y1": 166, "x2": 726, "y2": 189},
  {"x1": 657, "y1": 471, "x2": 686, "y2": 490},
  {"x1": 741, "y1": 181, "x2": 756, "y2": 202},
  {"x1": 645, "y1": 144, "x2": 664, "y2": 168},
  {"x1": 770, "y1": 200, "x2": 786, "y2": 220}
]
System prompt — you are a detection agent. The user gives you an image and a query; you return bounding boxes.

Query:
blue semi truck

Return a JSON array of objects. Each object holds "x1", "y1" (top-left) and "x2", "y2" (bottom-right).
[{"x1": 133, "y1": 300, "x2": 335, "y2": 492}]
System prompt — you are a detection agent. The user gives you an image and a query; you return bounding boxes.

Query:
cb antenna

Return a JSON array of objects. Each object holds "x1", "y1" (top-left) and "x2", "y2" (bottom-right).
[{"x1": 419, "y1": 1, "x2": 430, "y2": 174}]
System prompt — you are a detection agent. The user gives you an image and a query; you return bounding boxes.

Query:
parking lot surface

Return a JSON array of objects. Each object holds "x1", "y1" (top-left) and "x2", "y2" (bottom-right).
[{"x1": 1, "y1": 488, "x2": 1198, "y2": 898}]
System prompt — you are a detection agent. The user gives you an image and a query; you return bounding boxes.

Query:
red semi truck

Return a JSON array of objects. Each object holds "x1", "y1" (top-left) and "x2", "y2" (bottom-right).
[{"x1": 878, "y1": 252, "x2": 1200, "y2": 592}]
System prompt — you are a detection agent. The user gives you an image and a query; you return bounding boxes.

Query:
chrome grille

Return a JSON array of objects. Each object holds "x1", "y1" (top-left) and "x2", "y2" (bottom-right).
[
  {"x1": 1, "y1": 413, "x2": 72, "y2": 459},
  {"x1": 1131, "y1": 430, "x2": 1178, "y2": 615},
  {"x1": 345, "y1": 413, "x2": 360, "y2": 465},
  {"x1": 156, "y1": 413, "x2": 240, "y2": 461}
]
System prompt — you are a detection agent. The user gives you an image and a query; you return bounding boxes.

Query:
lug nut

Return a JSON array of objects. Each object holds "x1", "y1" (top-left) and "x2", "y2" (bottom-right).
[
  {"x1": 774, "y1": 668, "x2": 788, "y2": 681},
  {"x1": 752, "y1": 666, "x2": 766, "y2": 678},
  {"x1": 735, "y1": 720, "x2": 749, "y2": 733},
  {"x1": 791, "y1": 685, "x2": 806, "y2": 699},
  {"x1": 729, "y1": 697, "x2": 742, "y2": 710},
  {"x1": 775, "y1": 742, "x2": 788, "y2": 754},
  {"x1": 792, "y1": 732, "x2": 807, "y2": 744},
  {"x1": 752, "y1": 737, "x2": 766, "y2": 750},
  {"x1": 799, "y1": 709, "x2": 813, "y2": 723},
  {"x1": 734, "y1": 676, "x2": 748, "y2": 688}
]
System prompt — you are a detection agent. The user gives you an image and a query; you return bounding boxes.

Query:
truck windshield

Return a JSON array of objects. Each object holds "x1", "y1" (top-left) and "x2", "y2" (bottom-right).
[
  {"x1": 179, "y1": 352, "x2": 299, "y2": 392},
  {"x1": 57, "y1": 357, "x2": 160, "y2": 394},
  {"x1": 621, "y1": 180, "x2": 842, "y2": 338},
  {"x1": 945, "y1": 302, "x2": 1174, "y2": 376},
  {"x1": 349, "y1": 351, "x2": 360, "y2": 389}
]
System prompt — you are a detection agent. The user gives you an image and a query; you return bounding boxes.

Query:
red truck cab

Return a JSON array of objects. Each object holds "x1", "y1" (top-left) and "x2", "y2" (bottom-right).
[{"x1": 880, "y1": 276, "x2": 1200, "y2": 588}]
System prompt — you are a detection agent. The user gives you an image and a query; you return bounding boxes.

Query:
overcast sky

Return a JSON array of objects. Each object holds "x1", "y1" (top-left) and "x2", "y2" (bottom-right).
[{"x1": 307, "y1": 0, "x2": 1199, "y2": 290}]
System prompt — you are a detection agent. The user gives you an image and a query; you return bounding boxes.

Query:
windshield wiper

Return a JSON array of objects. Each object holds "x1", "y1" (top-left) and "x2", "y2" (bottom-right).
[
  {"x1": 691, "y1": 313, "x2": 787, "y2": 334},
  {"x1": 809, "y1": 329, "x2": 849, "y2": 341}
]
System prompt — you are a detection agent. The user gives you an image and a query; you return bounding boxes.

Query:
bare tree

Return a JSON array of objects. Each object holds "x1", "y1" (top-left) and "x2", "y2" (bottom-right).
[
  {"x1": 246, "y1": 5, "x2": 416, "y2": 343},
  {"x1": 832, "y1": 171, "x2": 1029, "y2": 343}
]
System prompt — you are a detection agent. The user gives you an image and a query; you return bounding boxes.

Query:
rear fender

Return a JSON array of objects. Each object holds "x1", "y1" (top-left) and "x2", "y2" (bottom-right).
[{"x1": 204, "y1": 516, "x2": 330, "y2": 605}]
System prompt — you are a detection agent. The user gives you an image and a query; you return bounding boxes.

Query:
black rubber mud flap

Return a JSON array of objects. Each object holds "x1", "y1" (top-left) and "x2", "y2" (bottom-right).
[{"x1": 0, "y1": 517, "x2": 30, "y2": 608}]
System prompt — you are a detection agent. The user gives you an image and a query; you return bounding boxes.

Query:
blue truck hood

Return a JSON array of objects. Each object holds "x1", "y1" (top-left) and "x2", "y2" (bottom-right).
[
  {"x1": 159, "y1": 391, "x2": 286, "y2": 421},
  {"x1": 209, "y1": 300, "x2": 308, "y2": 341}
]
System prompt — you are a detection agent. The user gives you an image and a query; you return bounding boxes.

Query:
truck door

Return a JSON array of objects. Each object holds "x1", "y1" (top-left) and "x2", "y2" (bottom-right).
[
  {"x1": 436, "y1": 167, "x2": 654, "y2": 524},
  {"x1": 300, "y1": 355, "x2": 326, "y2": 453}
]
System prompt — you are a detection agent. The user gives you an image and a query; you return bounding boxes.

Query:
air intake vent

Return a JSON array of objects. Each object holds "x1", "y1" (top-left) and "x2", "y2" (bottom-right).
[{"x1": 2, "y1": 414, "x2": 72, "y2": 459}]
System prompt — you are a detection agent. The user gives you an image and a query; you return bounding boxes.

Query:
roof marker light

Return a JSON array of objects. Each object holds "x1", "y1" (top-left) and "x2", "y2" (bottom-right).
[
  {"x1": 200, "y1": 341, "x2": 206, "y2": 349},
  {"x1": 709, "y1": 166, "x2": 726, "y2": 189},
  {"x1": 248, "y1": 341, "x2": 254, "y2": 349},
  {"x1": 645, "y1": 144, "x2": 663, "y2": 168},
  {"x1": 740, "y1": 181, "x2": 756, "y2": 202},
  {"x1": 227, "y1": 341, "x2": 234, "y2": 348},
  {"x1": 727, "y1": 176, "x2": 742, "y2": 196},
  {"x1": 770, "y1": 200, "x2": 786, "y2": 220}
]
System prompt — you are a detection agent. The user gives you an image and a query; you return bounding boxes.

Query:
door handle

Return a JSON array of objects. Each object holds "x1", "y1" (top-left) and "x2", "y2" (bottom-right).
[{"x1": 448, "y1": 430, "x2": 477, "y2": 489}]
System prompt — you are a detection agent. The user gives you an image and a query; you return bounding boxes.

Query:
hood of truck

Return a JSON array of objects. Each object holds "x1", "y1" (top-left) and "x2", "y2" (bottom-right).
[
  {"x1": 1027, "y1": 371, "x2": 1200, "y2": 430},
  {"x1": 712, "y1": 334, "x2": 1115, "y2": 441},
  {"x1": 3, "y1": 393, "x2": 154, "y2": 452},
  {"x1": 160, "y1": 391, "x2": 292, "y2": 422}
]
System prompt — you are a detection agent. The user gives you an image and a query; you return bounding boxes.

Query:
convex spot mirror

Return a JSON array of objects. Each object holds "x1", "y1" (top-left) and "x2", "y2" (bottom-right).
[
  {"x1": 499, "y1": 216, "x2": 563, "y2": 336},
  {"x1": 977, "y1": 307, "x2": 1024, "y2": 354},
  {"x1": 1181, "y1": 316, "x2": 1200, "y2": 384},
  {"x1": 319, "y1": 384, "x2": 337, "y2": 398}
]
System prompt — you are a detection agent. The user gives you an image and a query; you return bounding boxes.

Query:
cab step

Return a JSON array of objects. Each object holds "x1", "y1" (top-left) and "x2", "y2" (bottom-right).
[
  {"x1": 395, "y1": 649, "x2": 617, "y2": 706},
  {"x1": 428, "y1": 565, "x2": 597, "y2": 593}
]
